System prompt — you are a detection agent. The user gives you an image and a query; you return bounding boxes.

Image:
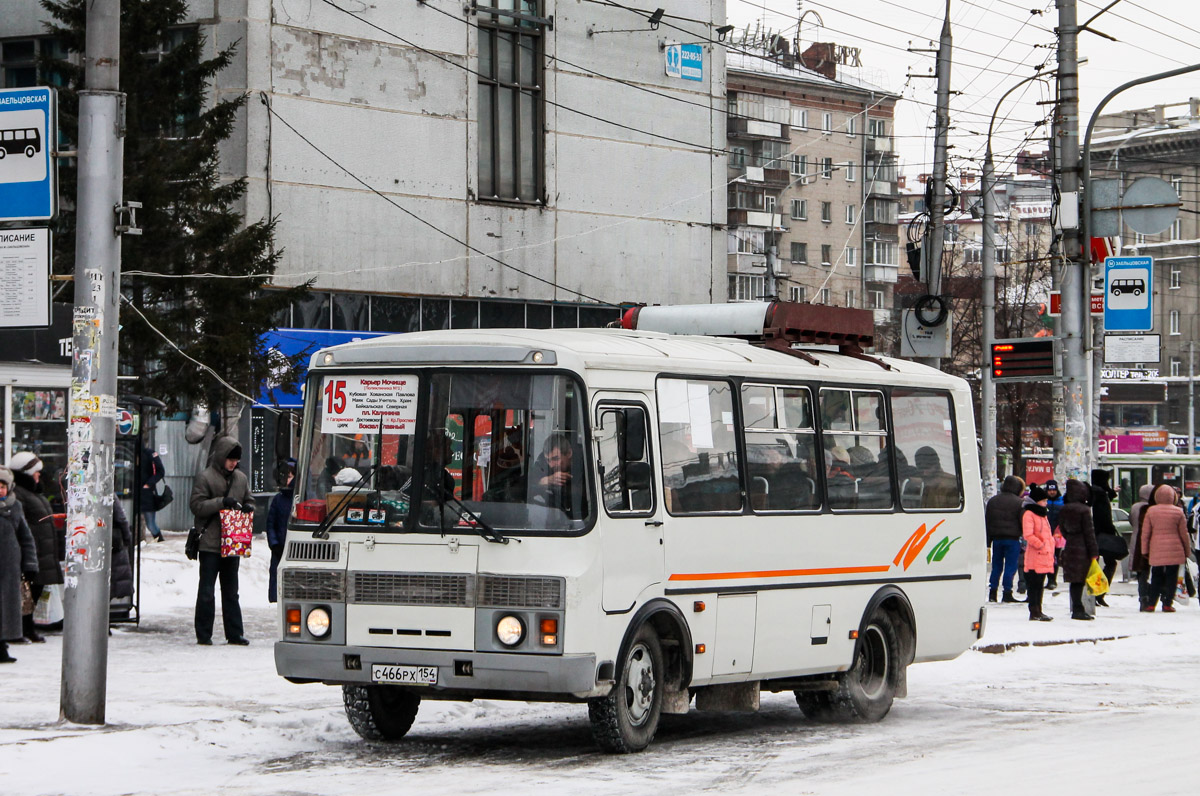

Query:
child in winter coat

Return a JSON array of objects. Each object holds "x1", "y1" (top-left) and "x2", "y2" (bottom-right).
[{"x1": 1022, "y1": 485, "x2": 1055, "y2": 621}]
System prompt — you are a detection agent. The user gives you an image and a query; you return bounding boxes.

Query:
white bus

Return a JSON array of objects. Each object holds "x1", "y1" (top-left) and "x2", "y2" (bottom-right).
[{"x1": 275, "y1": 302, "x2": 986, "y2": 753}]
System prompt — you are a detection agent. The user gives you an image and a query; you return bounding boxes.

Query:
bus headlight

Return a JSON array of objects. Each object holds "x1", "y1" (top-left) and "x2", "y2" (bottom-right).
[
  {"x1": 496, "y1": 615, "x2": 524, "y2": 647},
  {"x1": 306, "y1": 607, "x2": 331, "y2": 638}
]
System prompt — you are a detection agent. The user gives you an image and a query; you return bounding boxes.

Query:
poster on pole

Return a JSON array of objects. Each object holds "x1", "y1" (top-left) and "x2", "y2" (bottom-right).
[{"x1": 0, "y1": 227, "x2": 51, "y2": 328}]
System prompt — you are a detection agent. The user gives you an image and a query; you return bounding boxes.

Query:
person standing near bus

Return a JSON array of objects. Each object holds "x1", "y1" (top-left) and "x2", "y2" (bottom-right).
[
  {"x1": 1059, "y1": 479, "x2": 1099, "y2": 620},
  {"x1": 1089, "y1": 469, "x2": 1121, "y2": 607},
  {"x1": 1140, "y1": 483, "x2": 1191, "y2": 613},
  {"x1": 266, "y1": 459, "x2": 295, "y2": 604},
  {"x1": 1044, "y1": 480, "x2": 1064, "y2": 589},
  {"x1": 1021, "y1": 485, "x2": 1054, "y2": 621},
  {"x1": 985, "y1": 475, "x2": 1025, "y2": 603}
]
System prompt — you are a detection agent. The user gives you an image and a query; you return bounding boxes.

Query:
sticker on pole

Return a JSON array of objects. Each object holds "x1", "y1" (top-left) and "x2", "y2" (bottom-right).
[
  {"x1": 320, "y1": 375, "x2": 419, "y2": 435},
  {"x1": 1103, "y1": 256, "x2": 1153, "y2": 332}
]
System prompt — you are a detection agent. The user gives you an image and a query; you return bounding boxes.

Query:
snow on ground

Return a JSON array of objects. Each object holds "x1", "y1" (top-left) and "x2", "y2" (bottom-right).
[{"x1": 3, "y1": 537, "x2": 1199, "y2": 796}]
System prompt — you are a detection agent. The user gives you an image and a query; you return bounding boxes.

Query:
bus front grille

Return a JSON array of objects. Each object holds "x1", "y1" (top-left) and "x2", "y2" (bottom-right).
[
  {"x1": 477, "y1": 575, "x2": 564, "y2": 609},
  {"x1": 351, "y1": 572, "x2": 476, "y2": 607},
  {"x1": 287, "y1": 540, "x2": 340, "y2": 563},
  {"x1": 281, "y1": 569, "x2": 347, "y2": 602}
]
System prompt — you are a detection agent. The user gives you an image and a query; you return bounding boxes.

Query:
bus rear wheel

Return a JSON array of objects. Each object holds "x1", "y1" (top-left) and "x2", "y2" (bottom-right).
[
  {"x1": 588, "y1": 623, "x2": 664, "y2": 753},
  {"x1": 795, "y1": 612, "x2": 900, "y2": 723},
  {"x1": 342, "y1": 684, "x2": 421, "y2": 741},
  {"x1": 25, "y1": 145, "x2": 36, "y2": 158}
]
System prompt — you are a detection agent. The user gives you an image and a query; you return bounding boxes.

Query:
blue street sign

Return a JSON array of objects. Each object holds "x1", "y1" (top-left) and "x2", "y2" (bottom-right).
[
  {"x1": 1104, "y1": 255, "x2": 1153, "y2": 332},
  {"x1": 0, "y1": 87, "x2": 57, "y2": 222},
  {"x1": 664, "y1": 43, "x2": 703, "y2": 81}
]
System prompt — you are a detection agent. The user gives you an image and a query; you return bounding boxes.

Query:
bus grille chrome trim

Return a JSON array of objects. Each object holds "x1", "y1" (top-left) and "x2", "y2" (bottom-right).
[
  {"x1": 281, "y1": 569, "x2": 346, "y2": 601},
  {"x1": 477, "y1": 575, "x2": 564, "y2": 609},
  {"x1": 351, "y1": 572, "x2": 476, "y2": 607},
  {"x1": 287, "y1": 540, "x2": 340, "y2": 563}
]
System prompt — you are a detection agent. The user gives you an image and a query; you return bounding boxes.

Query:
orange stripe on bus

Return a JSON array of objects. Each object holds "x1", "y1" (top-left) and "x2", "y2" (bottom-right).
[
  {"x1": 893, "y1": 525, "x2": 927, "y2": 566},
  {"x1": 668, "y1": 565, "x2": 891, "y2": 582},
  {"x1": 902, "y1": 520, "x2": 944, "y2": 570}
]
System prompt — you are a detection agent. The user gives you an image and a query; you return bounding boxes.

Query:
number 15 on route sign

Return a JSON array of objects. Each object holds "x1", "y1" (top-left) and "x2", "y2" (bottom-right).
[{"x1": 1104, "y1": 256, "x2": 1153, "y2": 332}]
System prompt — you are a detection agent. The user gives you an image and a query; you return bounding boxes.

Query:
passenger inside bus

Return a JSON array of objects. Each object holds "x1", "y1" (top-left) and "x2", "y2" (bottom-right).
[
  {"x1": 913, "y1": 446, "x2": 959, "y2": 508},
  {"x1": 529, "y1": 432, "x2": 586, "y2": 518}
]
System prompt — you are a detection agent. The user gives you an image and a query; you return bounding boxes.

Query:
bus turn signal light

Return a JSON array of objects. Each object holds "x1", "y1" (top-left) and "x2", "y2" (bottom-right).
[
  {"x1": 693, "y1": 601, "x2": 706, "y2": 612},
  {"x1": 286, "y1": 607, "x2": 302, "y2": 635},
  {"x1": 540, "y1": 618, "x2": 558, "y2": 634},
  {"x1": 695, "y1": 643, "x2": 706, "y2": 654},
  {"x1": 848, "y1": 630, "x2": 859, "y2": 640}
]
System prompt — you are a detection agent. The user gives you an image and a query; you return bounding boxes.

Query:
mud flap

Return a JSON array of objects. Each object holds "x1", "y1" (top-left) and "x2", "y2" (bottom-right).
[
  {"x1": 695, "y1": 682, "x2": 760, "y2": 712},
  {"x1": 662, "y1": 688, "x2": 690, "y2": 715}
]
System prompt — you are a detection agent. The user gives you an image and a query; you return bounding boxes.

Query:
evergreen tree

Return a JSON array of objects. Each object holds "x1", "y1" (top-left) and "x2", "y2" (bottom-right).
[{"x1": 42, "y1": 0, "x2": 308, "y2": 425}]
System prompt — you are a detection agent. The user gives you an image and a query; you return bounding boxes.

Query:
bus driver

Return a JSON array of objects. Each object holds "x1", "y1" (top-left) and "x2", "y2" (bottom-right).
[{"x1": 532, "y1": 433, "x2": 581, "y2": 518}]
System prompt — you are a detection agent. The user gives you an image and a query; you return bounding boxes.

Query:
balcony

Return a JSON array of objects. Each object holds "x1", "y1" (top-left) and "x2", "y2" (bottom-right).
[
  {"x1": 727, "y1": 116, "x2": 788, "y2": 141},
  {"x1": 867, "y1": 178, "x2": 898, "y2": 197},
  {"x1": 864, "y1": 264, "x2": 899, "y2": 283},
  {"x1": 727, "y1": 252, "x2": 768, "y2": 273},
  {"x1": 866, "y1": 136, "x2": 894, "y2": 154},
  {"x1": 734, "y1": 165, "x2": 790, "y2": 189},
  {"x1": 728, "y1": 209, "x2": 787, "y2": 230}
]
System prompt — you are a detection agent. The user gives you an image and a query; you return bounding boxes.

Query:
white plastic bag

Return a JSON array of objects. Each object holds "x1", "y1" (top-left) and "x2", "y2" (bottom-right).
[{"x1": 33, "y1": 583, "x2": 64, "y2": 627}]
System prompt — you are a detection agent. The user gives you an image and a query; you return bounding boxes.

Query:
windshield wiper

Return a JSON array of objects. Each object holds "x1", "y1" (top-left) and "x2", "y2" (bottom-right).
[
  {"x1": 425, "y1": 479, "x2": 514, "y2": 545},
  {"x1": 312, "y1": 463, "x2": 379, "y2": 540}
]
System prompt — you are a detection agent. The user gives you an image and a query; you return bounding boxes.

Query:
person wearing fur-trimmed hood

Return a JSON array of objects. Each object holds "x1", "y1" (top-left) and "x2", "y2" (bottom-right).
[
  {"x1": 0, "y1": 466, "x2": 38, "y2": 663},
  {"x1": 6, "y1": 451, "x2": 62, "y2": 643}
]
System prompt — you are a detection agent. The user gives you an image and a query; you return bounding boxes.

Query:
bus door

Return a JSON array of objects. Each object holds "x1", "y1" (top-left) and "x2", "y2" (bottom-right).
[{"x1": 593, "y1": 399, "x2": 663, "y2": 613}]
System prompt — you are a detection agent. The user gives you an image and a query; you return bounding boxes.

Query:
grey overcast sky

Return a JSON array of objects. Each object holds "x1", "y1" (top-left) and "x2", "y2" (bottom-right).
[{"x1": 725, "y1": 0, "x2": 1200, "y2": 179}]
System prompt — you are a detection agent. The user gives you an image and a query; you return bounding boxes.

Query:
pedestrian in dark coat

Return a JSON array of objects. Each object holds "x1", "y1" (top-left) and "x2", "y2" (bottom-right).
[
  {"x1": 189, "y1": 436, "x2": 254, "y2": 645},
  {"x1": 7, "y1": 452, "x2": 62, "y2": 643},
  {"x1": 1140, "y1": 483, "x2": 1191, "y2": 612},
  {"x1": 0, "y1": 466, "x2": 39, "y2": 663},
  {"x1": 1128, "y1": 483, "x2": 1155, "y2": 609},
  {"x1": 1058, "y1": 478, "x2": 1099, "y2": 620},
  {"x1": 1043, "y1": 479, "x2": 1064, "y2": 588},
  {"x1": 1090, "y1": 468, "x2": 1121, "y2": 602},
  {"x1": 140, "y1": 446, "x2": 165, "y2": 542},
  {"x1": 109, "y1": 500, "x2": 134, "y2": 602},
  {"x1": 985, "y1": 475, "x2": 1025, "y2": 602},
  {"x1": 266, "y1": 460, "x2": 295, "y2": 603}
]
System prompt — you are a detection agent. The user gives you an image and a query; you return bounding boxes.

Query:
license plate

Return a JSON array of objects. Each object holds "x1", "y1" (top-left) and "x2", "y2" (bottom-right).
[{"x1": 371, "y1": 664, "x2": 438, "y2": 686}]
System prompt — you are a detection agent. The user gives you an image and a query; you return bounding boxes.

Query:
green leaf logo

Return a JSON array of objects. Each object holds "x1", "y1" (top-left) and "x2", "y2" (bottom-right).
[{"x1": 925, "y1": 535, "x2": 961, "y2": 564}]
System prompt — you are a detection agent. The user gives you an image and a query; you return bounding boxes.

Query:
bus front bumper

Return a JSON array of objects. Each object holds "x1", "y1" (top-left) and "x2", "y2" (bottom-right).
[{"x1": 275, "y1": 641, "x2": 603, "y2": 698}]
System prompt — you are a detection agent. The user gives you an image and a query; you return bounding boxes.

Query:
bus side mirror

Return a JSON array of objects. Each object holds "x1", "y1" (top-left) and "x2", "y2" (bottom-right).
[
  {"x1": 623, "y1": 408, "x2": 646, "y2": 461},
  {"x1": 625, "y1": 461, "x2": 651, "y2": 491}
]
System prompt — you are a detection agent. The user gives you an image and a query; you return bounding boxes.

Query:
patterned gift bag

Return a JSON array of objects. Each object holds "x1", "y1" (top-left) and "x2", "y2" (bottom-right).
[{"x1": 219, "y1": 509, "x2": 253, "y2": 558}]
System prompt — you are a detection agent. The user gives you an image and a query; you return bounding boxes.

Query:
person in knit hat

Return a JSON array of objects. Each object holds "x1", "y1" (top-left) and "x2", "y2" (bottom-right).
[
  {"x1": 6, "y1": 452, "x2": 61, "y2": 643},
  {"x1": 1021, "y1": 485, "x2": 1055, "y2": 621}
]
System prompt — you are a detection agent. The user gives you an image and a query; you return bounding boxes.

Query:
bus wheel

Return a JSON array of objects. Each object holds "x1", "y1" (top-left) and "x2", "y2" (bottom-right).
[
  {"x1": 25, "y1": 145, "x2": 36, "y2": 158},
  {"x1": 342, "y1": 684, "x2": 421, "y2": 741},
  {"x1": 588, "y1": 624, "x2": 664, "y2": 753},
  {"x1": 798, "y1": 612, "x2": 899, "y2": 723}
]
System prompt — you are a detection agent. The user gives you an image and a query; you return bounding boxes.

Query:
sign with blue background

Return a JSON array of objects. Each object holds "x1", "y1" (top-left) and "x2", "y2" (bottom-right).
[
  {"x1": 664, "y1": 43, "x2": 704, "y2": 81},
  {"x1": 1104, "y1": 255, "x2": 1153, "y2": 332},
  {"x1": 0, "y1": 87, "x2": 56, "y2": 222},
  {"x1": 257, "y1": 328, "x2": 388, "y2": 407}
]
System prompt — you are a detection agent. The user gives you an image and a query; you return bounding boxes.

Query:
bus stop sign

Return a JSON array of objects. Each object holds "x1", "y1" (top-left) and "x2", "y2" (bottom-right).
[
  {"x1": 1104, "y1": 256, "x2": 1153, "y2": 332},
  {"x1": 0, "y1": 87, "x2": 57, "y2": 222}
]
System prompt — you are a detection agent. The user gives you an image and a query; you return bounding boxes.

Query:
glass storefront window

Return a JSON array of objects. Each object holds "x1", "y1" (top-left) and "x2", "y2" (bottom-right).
[{"x1": 11, "y1": 388, "x2": 68, "y2": 510}]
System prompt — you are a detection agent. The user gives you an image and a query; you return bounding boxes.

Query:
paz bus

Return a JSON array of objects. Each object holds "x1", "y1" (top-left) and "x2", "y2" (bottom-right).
[{"x1": 274, "y1": 301, "x2": 986, "y2": 753}]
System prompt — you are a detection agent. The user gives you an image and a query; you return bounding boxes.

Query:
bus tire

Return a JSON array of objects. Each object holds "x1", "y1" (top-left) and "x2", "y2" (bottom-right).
[
  {"x1": 25, "y1": 145, "x2": 36, "y2": 158},
  {"x1": 342, "y1": 684, "x2": 421, "y2": 741},
  {"x1": 797, "y1": 612, "x2": 900, "y2": 723},
  {"x1": 587, "y1": 623, "x2": 664, "y2": 753}
]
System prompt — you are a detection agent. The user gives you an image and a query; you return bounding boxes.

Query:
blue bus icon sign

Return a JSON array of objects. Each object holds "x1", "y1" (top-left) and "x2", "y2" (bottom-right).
[
  {"x1": 1104, "y1": 256, "x2": 1153, "y2": 332},
  {"x1": 0, "y1": 87, "x2": 57, "y2": 222}
]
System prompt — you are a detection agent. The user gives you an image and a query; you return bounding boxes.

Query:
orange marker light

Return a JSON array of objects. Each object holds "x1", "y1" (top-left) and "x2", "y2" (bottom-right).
[
  {"x1": 286, "y1": 608, "x2": 301, "y2": 624},
  {"x1": 971, "y1": 621, "x2": 981, "y2": 631},
  {"x1": 693, "y1": 601, "x2": 706, "y2": 612},
  {"x1": 540, "y1": 618, "x2": 558, "y2": 634},
  {"x1": 288, "y1": 624, "x2": 302, "y2": 635},
  {"x1": 848, "y1": 630, "x2": 859, "y2": 640},
  {"x1": 695, "y1": 643, "x2": 706, "y2": 654}
]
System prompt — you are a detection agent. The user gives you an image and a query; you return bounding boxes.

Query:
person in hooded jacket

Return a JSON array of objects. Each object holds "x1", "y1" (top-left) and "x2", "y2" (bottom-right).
[
  {"x1": 985, "y1": 475, "x2": 1025, "y2": 602},
  {"x1": 1090, "y1": 468, "x2": 1121, "y2": 606},
  {"x1": 6, "y1": 452, "x2": 62, "y2": 643},
  {"x1": 1140, "y1": 483, "x2": 1191, "y2": 613},
  {"x1": 0, "y1": 466, "x2": 38, "y2": 663},
  {"x1": 1059, "y1": 479, "x2": 1099, "y2": 620},
  {"x1": 109, "y1": 499, "x2": 134, "y2": 605},
  {"x1": 1128, "y1": 483, "x2": 1155, "y2": 609},
  {"x1": 1043, "y1": 479, "x2": 1064, "y2": 589},
  {"x1": 266, "y1": 459, "x2": 295, "y2": 604},
  {"x1": 189, "y1": 436, "x2": 254, "y2": 645},
  {"x1": 1022, "y1": 484, "x2": 1054, "y2": 621}
]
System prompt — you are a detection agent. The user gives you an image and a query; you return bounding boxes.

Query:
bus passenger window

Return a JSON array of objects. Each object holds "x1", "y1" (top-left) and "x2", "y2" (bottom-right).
[
  {"x1": 891, "y1": 390, "x2": 961, "y2": 510},
  {"x1": 597, "y1": 406, "x2": 654, "y2": 515},
  {"x1": 657, "y1": 378, "x2": 742, "y2": 514},
  {"x1": 822, "y1": 388, "x2": 893, "y2": 510},
  {"x1": 742, "y1": 384, "x2": 819, "y2": 513}
]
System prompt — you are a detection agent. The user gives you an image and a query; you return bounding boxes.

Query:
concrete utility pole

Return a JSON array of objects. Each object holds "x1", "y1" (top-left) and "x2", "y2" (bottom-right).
[
  {"x1": 62, "y1": 0, "x2": 124, "y2": 725},
  {"x1": 766, "y1": 210, "x2": 779, "y2": 299},
  {"x1": 1054, "y1": 0, "x2": 1088, "y2": 481},
  {"x1": 917, "y1": 0, "x2": 952, "y2": 369},
  {"x1": 1190, "y1": 341, "x2": 1195, "y2": 456}
]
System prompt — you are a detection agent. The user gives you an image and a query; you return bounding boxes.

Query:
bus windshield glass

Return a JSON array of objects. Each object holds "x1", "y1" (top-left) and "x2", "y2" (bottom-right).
[{"x1": 420, "y1": 372, "x2": 590, "y2": 533}]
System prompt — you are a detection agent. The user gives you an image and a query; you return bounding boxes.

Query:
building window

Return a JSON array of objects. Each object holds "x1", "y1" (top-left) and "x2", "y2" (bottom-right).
[
  {"x1": 819, "y1": 287, "x2": 831, "y2": 304},
  {"x1": 1170, "y1": 218, "x2": 1182, "y2": 240},
  {"x1": 729, "y1": 274, "x2": 766, "y2": 302},
  {"x1": 791, "y1": 154, "x2": 808, "y2": 181},
  {"x1": 821, "y1": 202, "x2": 832, "y2": 223},
  {"x1": 821, "y1": 245, "x2": 832, "y2": 265},
  {"x1": 791, "y1": 241, "x2": 807, "y2": 263},
  {"x1": 1170, "y1": 310, "x2": 1181, "y2": 335},
  {"x1": 791, "y1": 199, "x2": 807, "y2": 220},
  {"x1": 1171, "y1": 358, "x2": 1182, "y2": 377},
  {"x1": 821, "y1": 157, "x2": 833, "y2": 179},
  {"x1": 477, "y1": 0, "x2": 546, "y2": 203},
  {"x1": 869, "y1": 240, "x2": 897, "y2": 266},
  {"x1": 845, "y1": 161, "x2": 855, "y2": 182},
  {"x1": 868, "y1": 118, "x2": 886, "y2": 137},
  {"x1": 791, "y1": 285, "x2": 806, "y2": 302},
  {"x1": 765, "y1": 195, "x2": 777, "y2": 215},
  {"x1": 1171, "y1": 269, "x2": 1181, "y2": 289},
  {"x1": 845, "y1": 289, "x2": 856, "y2": 307},
  {"x1": 791, "y1": 107, "x2": 808, "y2": 129},
  {"x1": 730, "y1": 92, "x2": 790, "y2": 123},
  {"x1": 845, "y1": 204, "x2": 856, "y2": 224},
  {"x1": 846, "y1": 116, "x2": 856, "y2": 139},
  {"x1": 868, "y1": 290, "x2": 884, "y2": 309},
  {"x1": 845, "y1": 247, "x2": 856, "y2": 266},
  {"x1": 2, "y1": 37, "x2": 67, "y2": 88},
  {"x1": 729, "y1": 146, "x2": 747, "y2": 169},
  {"x1": 822, "y1": 112, "x2": 833, "y2": 133}
]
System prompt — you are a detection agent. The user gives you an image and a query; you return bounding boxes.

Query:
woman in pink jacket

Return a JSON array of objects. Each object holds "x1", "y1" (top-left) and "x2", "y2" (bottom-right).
[
  {"x1": 1140, "y1": 483, "x2": 1192, "y2": 612},
  {"x1": 1022, "y1": 485, "x2": 1055, "y2": 621}
]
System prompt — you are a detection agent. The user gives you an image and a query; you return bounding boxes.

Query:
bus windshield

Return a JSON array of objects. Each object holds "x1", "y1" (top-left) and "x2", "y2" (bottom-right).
[{"x1": 295, "y1": 370, "x2": 590, "y2": 533}]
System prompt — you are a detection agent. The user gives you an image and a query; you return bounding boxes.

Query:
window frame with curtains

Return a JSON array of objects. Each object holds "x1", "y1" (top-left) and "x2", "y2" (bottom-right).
[
  {"x1": 790, "y1": 241, "x2": 807, "y2": 263},
  {"x1": 820, "y1": 245, "x2": 832, "y2": 266},
  {"x1": 476, "y1": 0, "x2": 547, "y2": 205},
  {"x1": 791, "y1": 199, "x2": 807, "y2": 220},
  {"x1": 821, "y1": 202, "x2": 832, "y2": 223}
]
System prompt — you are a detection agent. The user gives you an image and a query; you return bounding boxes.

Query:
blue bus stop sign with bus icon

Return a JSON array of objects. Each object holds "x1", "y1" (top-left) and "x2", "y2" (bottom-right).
[
  {"x1": 1104, "y1": 255, "x2": 1153, "y2": 332},
  {"x1": 0, "y1": 87, "x2": 57, "y2": 222}
]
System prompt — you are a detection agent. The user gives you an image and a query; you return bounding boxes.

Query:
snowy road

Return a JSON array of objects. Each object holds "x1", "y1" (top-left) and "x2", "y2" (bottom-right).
[{"x1": 3, "y1": 538, "x2": 1198, "y2": 796}]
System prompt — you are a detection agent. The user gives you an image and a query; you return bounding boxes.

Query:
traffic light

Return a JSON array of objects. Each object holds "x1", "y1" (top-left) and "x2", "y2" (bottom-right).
[{"x1": 991, "y1": 338, "x2": 1056, "y2": 381}]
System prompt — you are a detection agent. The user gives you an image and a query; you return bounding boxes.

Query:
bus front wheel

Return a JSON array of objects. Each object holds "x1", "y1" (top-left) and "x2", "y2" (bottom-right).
[
  {"x1": 588, "y1": 623, "x2": 664, "y2": 753},
  {"x1": 25, "y1": 145, "x2": 36, "y2": 158},
  {"x1": 342, "y1": 684, "x2": 421, "y2": 741},
  {"x1": 796, "y1": 611, "x2": 900, "y2": 723}
]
